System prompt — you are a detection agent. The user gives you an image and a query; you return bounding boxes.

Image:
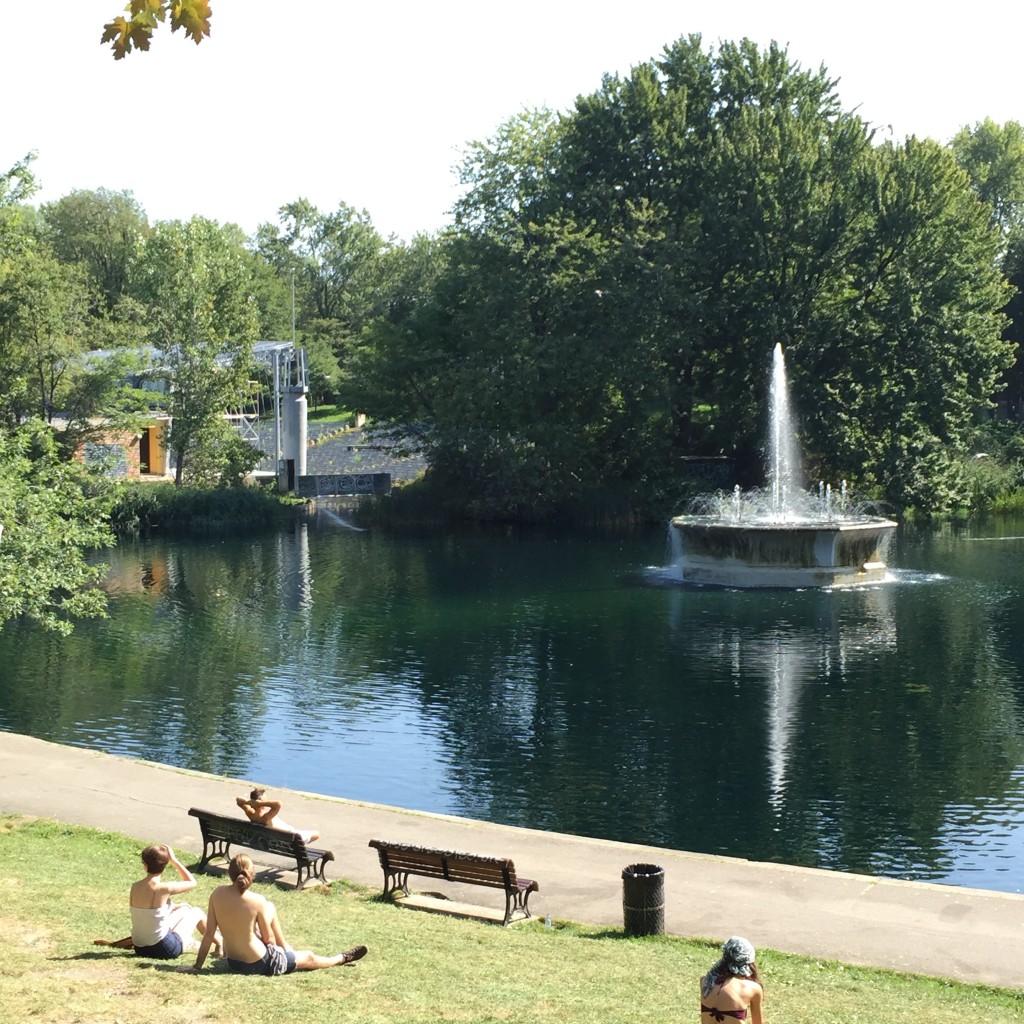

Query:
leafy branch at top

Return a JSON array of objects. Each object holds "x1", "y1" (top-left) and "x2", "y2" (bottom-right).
[{"x1": 101, "y1": 0, "x2": 212, "y2": 60}]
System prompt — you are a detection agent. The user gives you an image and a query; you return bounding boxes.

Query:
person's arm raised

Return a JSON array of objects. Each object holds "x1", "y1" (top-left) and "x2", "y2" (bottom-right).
[{"x1": 160, "y1": 845, "x2": 197, "y2": 895}]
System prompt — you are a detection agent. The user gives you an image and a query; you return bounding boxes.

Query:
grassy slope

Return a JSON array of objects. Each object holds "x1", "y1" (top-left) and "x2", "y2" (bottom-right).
[{"x1": 2, "y1": 817, "x2": 1019, "y2": 1024}]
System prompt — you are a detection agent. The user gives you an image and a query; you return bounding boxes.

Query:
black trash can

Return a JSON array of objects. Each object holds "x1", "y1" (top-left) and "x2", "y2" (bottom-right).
[{"x1": 622, "y1": 862, "x2": 665, "y2": 936}]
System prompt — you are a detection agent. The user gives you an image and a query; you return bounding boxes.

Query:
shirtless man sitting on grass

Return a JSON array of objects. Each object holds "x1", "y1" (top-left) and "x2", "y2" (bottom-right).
[
  {"x1": 236, "y1": 788, "x2": 319, "y2": 843},
  {"x1": 177, "y1": 854, "x2": 366, "y2": 977}
]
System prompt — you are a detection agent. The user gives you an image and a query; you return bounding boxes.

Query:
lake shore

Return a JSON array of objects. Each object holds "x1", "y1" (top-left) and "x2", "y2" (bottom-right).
[{"x1": 1, "y1": 730, "x2": 1021, "y2": 988}]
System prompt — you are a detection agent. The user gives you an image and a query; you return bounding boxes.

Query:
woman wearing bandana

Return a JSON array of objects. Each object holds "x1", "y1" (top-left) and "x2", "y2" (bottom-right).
[{"x1": 700, "y1": 936, "x2": 765, "y2": 1023}]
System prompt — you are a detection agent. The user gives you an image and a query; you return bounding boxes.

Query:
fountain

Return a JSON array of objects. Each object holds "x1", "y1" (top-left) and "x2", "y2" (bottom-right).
[{"x1": 670, "y1": 344, "x2": 897, "y2": 588}]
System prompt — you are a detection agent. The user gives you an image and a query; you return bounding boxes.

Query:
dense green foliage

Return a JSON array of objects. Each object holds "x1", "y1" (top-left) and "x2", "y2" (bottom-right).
[
  {"x1": 109, "y1": 480, "x2": 298, "y2": 536},
  {"x1": 41, "y1": 187, "x2": 151, "y2": 313},
  {"x1": 0, "y1": 162, "x2": 120, "y2": 634},
  {"x1": 344, "y1": 37, "x2": 1016, "y2": 520},
  {"x1": 951, "y1": 118, "x2": 1024, "y2": 421},
  {"x1": 0, "y1": 423, "x2": 114, "y2": 634}
]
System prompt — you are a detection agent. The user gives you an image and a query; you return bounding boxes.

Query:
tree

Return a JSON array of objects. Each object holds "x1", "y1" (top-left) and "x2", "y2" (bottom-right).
[
  {"x1": 348, "y1": 110, "x2": 640, "y2": 518},
  {"x1": 302, "y1": 329, "x2": 342, "y2": 409},
  {"x1": 950, "y1": 120, "x2": 1024, "y2": 241},
  {"x1": 341, "y1": 232, "x2": 451, "y2": 437},
  {"x1": 102, "y1": 0, "x2": 211, "y2": 59},
  {"x1": 0, "y1": 247, "x2": 93, "y2": 425},
  {"x1": 0, "y1": 159, "x2": 119, "y2": 635},
  {"x1": 1001, "y1": 235, "x2": 1024, "y2": 417},
  {"x1": 803, "y1": 138, "x2": 1012, "y2": 512},
  {"x1": 256, "y1": 199, "x2": 387, "y2": 379},
  {"x1": 239, "y1": 244, "x2": 292, "y2": 342},
  {"x1": 0, "y1": 422, "x2": 115, "y2": 634},
  {"x1": 0, "y1": 153, "x2": 35, "y2": 207},
  {"x1": 41, "y1": 188, "x2": 150, "y2": 313},
  {"x1": 951, "y1": 120, "x2": 1024, "y2": 419},
  {"x1": 345, "y1": 35, "x2": 1014, "y2": 518},
  {"x1": 0, "y1": 154, "x2": 38, "y2": 257},
  {"x1": 133, "y1": 217, "x2": 260, "y2": 485},
  {"x1": 0, "y1": 240, "x2": 152, "y2": 462}
]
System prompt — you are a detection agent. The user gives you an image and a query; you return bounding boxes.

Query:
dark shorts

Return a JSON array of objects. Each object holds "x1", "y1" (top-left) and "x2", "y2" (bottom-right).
[
  {"x1": 133, "y1": 931, "x2": 184, "y2": 960},
  {"x1": 226, "y1": 944, "x2": 297, "y2": 977}
]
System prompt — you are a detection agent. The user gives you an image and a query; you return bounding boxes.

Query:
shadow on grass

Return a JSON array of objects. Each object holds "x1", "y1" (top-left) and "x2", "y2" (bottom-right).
[
  {"x1": 134, "y1": 961, "x2": 225, "y2": 973},
  {"x1": 51, "y1": 950, "x2": 135, "y2": 962},
  {"x1": 577, "y1": 929, "x2": 703, "y2": 942},
  {"x1": 188, "y1": 860, "x2": 330, "y2": 894}
]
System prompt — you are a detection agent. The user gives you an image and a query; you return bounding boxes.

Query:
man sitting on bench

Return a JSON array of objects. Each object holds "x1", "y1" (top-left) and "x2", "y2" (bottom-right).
[{"x1": 236, "y1": 788, "x2": 319, "y2": 844}]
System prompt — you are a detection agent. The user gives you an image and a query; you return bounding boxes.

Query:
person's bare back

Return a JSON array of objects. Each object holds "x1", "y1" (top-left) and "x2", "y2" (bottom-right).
[
  {"x1": 177, "y1": 854, "x2": 366, "y2": 977},
  {"x1": 208, "y1": 880, "x2": 274, "y2": 963}
]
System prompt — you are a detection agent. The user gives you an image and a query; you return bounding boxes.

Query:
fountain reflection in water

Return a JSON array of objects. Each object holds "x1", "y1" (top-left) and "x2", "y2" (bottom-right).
[{"x1": 670, "y1": 344, "x2": 897, "y2": 588}]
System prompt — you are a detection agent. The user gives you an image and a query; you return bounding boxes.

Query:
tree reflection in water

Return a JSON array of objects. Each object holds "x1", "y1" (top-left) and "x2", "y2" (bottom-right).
[{"x1": 2, "y1": 518, "x2": 1024, "y2": 892}]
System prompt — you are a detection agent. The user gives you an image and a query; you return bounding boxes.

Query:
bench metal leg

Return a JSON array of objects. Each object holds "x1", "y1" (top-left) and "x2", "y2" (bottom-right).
[
  {"x1": 503, "y1": 887, "x2": 534, "y2": 926},
  {"x1": 199, "y1": 837, "x2": 231, "y2": 869},
  {"x1": 381, "y1": 869, "x2": 412, "y2": 899},
  {"x1": 295, "y1": 854, "x2": 332, "y2": 890}
]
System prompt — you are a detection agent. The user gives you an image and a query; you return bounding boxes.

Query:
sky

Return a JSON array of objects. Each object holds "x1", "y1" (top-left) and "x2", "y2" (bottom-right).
[{"x1": 3, "y1": 1, "x2": 1023, "y2": 243}]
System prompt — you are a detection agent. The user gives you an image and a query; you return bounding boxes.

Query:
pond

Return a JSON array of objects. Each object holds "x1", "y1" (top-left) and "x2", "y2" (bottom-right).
[{"x1": 2, "y1": 510, "x2": 1023, "y2": 893}]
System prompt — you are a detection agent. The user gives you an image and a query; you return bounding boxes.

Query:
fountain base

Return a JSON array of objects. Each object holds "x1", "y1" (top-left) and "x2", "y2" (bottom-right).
[{"x1": 671, "y1": 516, "x2": 897, "y2": 589}]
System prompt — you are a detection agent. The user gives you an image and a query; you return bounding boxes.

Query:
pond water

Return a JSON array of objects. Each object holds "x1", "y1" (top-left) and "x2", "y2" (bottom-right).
[{"x1": 2, "y1": 510, "x2": 1024, "y2": 893}]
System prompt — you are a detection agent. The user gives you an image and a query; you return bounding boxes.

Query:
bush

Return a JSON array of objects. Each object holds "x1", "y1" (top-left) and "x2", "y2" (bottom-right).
[
  {"x1": 963, "y1": 453, "x2": 1019, "y2": 511},
  {"x1": 960, "y1": 420, "x2": 1024, "y2": 512},
  {"x1": 991, "y1": 488, "x2": 1024, "y2": 514},
  {"x1": 110, "y1": 482, "x2": 299, "y2": 537}
]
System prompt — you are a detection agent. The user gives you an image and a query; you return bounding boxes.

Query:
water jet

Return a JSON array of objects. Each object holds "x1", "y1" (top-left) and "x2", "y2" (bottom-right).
[{"x1": 670, "y1": 345, "x2": 897, "y2": 588}]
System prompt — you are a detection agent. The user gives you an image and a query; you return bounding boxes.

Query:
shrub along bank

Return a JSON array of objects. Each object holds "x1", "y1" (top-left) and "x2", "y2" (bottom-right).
[{"x1": 109, "y1": 481, "x2": 302, "y2": 537}]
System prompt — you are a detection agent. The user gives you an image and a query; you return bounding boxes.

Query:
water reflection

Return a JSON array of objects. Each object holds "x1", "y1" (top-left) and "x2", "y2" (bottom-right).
[{"x1": 1, "y1": 520, "x2": 1024, "y2": 892}]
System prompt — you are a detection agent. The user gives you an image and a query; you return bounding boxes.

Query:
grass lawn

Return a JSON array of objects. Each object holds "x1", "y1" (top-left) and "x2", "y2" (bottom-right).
[
  {"x1": 2, "y1": 816, "x2": 1019, "y2": 1024},
  {"x1": 307, "y1": 404, "x2": 355, "y2": 425}
]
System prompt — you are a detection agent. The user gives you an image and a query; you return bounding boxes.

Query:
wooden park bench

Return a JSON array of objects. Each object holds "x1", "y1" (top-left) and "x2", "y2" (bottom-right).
[
  {"x1": 368, "y1": 838, "x2": 539, "y2": 926},
  {"x1": 188, "y1": 807, "x2": 334, "y2": 889}
]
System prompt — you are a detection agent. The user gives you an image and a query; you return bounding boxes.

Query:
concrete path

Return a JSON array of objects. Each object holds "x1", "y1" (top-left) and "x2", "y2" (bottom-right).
[{"x1": 1, "y1": 732, "x2": 1021, "y2": 989}]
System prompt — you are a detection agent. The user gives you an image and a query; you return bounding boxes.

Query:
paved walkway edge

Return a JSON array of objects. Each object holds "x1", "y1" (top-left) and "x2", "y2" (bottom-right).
[{"x1": 1, "y1": 731, "x2": 1021, "y2": 988}]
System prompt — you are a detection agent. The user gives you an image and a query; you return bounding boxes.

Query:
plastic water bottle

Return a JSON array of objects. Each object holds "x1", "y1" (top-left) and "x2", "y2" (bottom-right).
[{"x1": 545, "y1": 913, "x2": 552, "y2": 928}]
